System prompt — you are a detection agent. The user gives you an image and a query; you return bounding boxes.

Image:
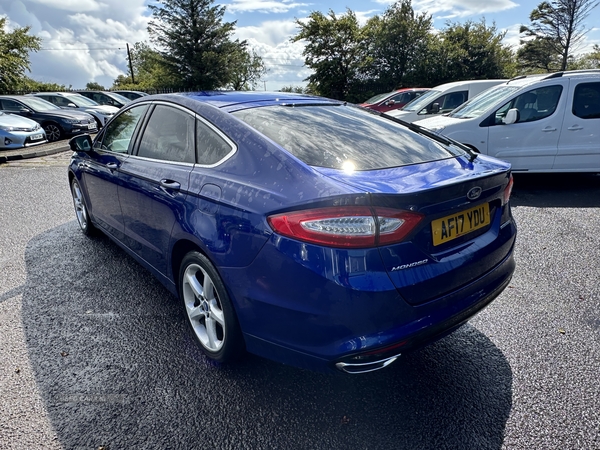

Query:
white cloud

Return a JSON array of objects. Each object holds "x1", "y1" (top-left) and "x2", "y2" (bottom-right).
[
  {"x1": 27, "y1": 0, "x2": 104, "y2": 13},
  {"x1": 502, "y1": 23, "x2": 522, "y2": 50},
  {"x1": 0, "y1": 0, "x2": 150, "y2": 88},
  {"x1": 373, "y1": 0, "x2": 518, "y2": 18},
  {"x1": 227, "y1": 0, "x2": 309, "y2": 14},
  {"x1": 235, "y1": 20, "x2": 310, "y2": 90}
]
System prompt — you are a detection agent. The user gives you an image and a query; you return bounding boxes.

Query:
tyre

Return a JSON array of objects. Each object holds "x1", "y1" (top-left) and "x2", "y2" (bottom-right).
[
  {"x1": 43, "y1": 122, "x2": 63, "y2": 142},
  {"x1": 179, "y1": 251, "x2": 244, "y2": 363},
  {"x1": 71, "y1": 178, "x2": 97, "y2": 236}
]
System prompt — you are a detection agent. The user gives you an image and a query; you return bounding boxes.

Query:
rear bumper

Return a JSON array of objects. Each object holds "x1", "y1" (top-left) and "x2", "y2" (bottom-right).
[
  {"x1": 222, "y1": 223, "x2": 516, "y2": 373},
  {"x1": 333, "y1": 249, "x2": 515, "y2": 371}
]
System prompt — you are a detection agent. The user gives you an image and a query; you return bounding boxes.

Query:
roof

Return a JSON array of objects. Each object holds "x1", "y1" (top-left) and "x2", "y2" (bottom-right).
[{"x1": 171, "y1": 91, "x2": 342, "y2": 111}]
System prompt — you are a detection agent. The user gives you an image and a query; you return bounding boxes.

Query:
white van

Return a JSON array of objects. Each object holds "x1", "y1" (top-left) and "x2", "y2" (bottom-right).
[
  {"x1": 414, "y1": 70, "x2": 600, "y2": 173},
  {"x1": 387, "y1": 79, "x2": 507, "y2": 123}
]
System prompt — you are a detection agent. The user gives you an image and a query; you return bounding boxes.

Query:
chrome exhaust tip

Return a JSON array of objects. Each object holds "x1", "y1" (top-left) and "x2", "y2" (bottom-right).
[{"x1": 335, "y1": 353, "x2": 401, "y2": 374}]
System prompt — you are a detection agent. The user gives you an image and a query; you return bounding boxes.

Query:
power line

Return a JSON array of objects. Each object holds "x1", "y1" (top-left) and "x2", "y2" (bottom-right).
[{"x1": 39, "y1": 47, "x2": 125, "y2": 51}]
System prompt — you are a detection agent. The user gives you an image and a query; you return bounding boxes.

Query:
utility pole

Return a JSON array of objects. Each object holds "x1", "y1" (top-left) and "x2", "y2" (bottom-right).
[
  {"x1": 126, "y1": 43, "x2": 135, "y2": 84},
  {"x1": 264, "y1": 80, "x2": 266, "y2": 91}
]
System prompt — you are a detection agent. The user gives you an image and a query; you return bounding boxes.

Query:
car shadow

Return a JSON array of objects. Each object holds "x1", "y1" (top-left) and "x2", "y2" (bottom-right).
[
  {"x1": 22, "y1": 222, "x2": 513, "y2": 449},
  {"x1": 511, "y1": 173, "x2": 600, "y2": 208}
]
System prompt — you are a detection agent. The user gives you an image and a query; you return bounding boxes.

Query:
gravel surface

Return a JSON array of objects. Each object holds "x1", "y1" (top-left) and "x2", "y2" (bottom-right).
[{"x1": 1, "y1": 156, "x2": 599, "y2": 449}]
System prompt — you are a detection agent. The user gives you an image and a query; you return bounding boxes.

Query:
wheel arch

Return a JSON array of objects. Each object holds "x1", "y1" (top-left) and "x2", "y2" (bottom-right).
[{"x1": 170, "y1": 238, "x2": 206, "y2": 297}]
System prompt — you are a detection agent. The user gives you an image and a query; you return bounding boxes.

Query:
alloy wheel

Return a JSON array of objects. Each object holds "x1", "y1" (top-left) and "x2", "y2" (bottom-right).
[{"x1": 182, "y1": 263, "x2": 226, "y2": 352}]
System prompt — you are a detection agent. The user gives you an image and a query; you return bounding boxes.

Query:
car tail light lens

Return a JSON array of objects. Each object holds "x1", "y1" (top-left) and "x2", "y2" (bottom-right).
[
  {"x1": 503, "y1": 175, "x2": 514, "y2": 205},
  {"x1": 267, "y1": 206, "x2": 423, "y2": 248}
]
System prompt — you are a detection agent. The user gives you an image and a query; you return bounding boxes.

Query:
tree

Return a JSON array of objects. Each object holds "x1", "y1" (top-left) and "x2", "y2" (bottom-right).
[
  {"x1": 148, "y1": 0, "x2": 248, "y2": 90},
  {"x1": 517, "y1": 37, "x2": 562, "y2": 72},
  {"x1": 429, "y1": 20, "x2": 516, "y2": 85},
  {"x1": 227, "y1": 48, "x2": 267, "y2": 90},
  {"x1": 519, "y1": 0, "x2": 600, "y2": 71},
  {"x1": 112, "y1": 41, "x2": 178, "y2": 91},
  {"x1": 570, "y1": 43, "x2": 600, "y2": 68},
  {"x1": 0, "y1": 17, "x2": 42, "y2": 94},
  {"x1": 86, "y1": 81, "x2": 105, "y2": 90},
  {"x1": 362, "y1": 0, "x2": 433, "y2": 90},
  {"x1": 292, "y1": 9, "x2": 364, "y2": 100}
]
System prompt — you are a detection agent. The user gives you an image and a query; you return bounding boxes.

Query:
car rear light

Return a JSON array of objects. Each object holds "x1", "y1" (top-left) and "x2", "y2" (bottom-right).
[
  {"x1": 267, "y1": 206, "x2": 423, "y2": 248},
  {"x1": 503, "y1": 175, "x2": 514, "y2": 205}
]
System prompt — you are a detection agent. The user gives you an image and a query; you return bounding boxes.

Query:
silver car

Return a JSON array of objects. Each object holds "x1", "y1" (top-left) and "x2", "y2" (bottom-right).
[
  {"x1": 0, "y1": 111, "x2": 47, "y2": 150},
  {"x1": 31, "y1": 92, "x2": 119, "y2": 128}
]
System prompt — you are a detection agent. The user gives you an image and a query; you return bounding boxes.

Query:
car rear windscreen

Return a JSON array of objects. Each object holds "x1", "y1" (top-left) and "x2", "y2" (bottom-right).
[{"x1": 232, "y1": 104, "x2": 464, "y2": 170}]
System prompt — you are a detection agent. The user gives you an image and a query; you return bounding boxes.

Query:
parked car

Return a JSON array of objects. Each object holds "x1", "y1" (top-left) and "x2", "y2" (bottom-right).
[
  {"x1": 0, "y1": 95, "x2": 97, "y2": 142},
  {"x1": 75, "y1": 90, "x2": 131, "y2": 108},
  {"x1": 67, "y1": 91, "x2": 516, "y2": 373},
  {"x1": 112, "y1": 90, "x2": 149, "y2": 101},
  {"x1": 30, "y1": 92, "x2": 119, "y2": 129},
  {"x1": 360, "y1": 88, "x2": 429, "y2": 113},
  {"x1": 415, "y1": 70, "x2": 600, "y2": 172},
  {"x1": 388, "y1": 79, "x2": 507, "y2": 123},
  {"x1": 0, "y1": 111, "x2": 47, "y2": 150}
]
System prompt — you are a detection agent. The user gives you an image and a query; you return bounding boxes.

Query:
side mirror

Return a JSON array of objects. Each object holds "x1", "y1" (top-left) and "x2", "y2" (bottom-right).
[
  {"x1": 67, "y1": 103, "x2": 77, "y2": 108},
  {"x1": 19, "y1": 107, "x2": 31, "y2": 114},
  {"x1": 503, "y1": 108, "x2": 519, "y2": 125},
  {"x1": 69, "y1": 134, "x2": 93, "y2": 152},
  {"x1": 385, "y1": 100, "x2": 395, "y2": 106},
  {"x1": 431, "y1": 102, "x2": 440, "y2": 114}
]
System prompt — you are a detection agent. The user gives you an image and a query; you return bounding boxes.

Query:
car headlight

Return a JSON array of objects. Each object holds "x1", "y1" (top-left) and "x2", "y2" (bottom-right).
[
  {"x1": 0, "y1": 125, "x2": 15, "y2": 131},
  {"x1": 61, "y1": 118, "x2": 82, "y2": 124}
]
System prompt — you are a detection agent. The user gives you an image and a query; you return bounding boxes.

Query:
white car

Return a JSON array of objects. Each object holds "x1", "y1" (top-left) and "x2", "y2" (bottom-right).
[
  {"x1": 387, "y1": 79, "x2": 507, "y2": 123},
  {"x1": 0, "y1": 111, "x2": 47, "y2": 150},
  {"x1": 31, "y1": 92, "x2": 119, "y2": 129},
  {"x1": 414, "y1": 70, "x2": 600, "y2": 173}
]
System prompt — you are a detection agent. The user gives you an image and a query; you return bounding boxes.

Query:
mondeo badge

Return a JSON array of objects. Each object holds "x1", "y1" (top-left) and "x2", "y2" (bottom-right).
[{"x1": 467, "y1": 186, "x2": 482, "y2": 201}]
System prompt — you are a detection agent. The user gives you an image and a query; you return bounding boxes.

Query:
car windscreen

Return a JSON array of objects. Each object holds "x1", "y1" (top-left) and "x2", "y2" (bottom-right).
[
  {"x1": 108, "y1": 92, "x2": 132, "y2": 104},
  {"x1": 363, "y1": 92, "x2": 393, "y2": 104},
  {"x1": 448, "y1": 85, "x2": 521, "y2": 119},
  {"x1": 232, "y1": 104, "x2": 464, "y2": 171},
  {"x1": 67, "y1": 94, "x2": 100, "y2": 107},
  {"x1": 399, "y1": 90, "x2": 441, "y2": 111},
  {"x1": 18, "y1": 96, "x2": 61, "y2": 111}
]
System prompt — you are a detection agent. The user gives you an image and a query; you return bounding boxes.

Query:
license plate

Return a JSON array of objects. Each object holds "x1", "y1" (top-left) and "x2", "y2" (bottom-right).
[
  {"x1": 431, "y1": 203, "x2": 490, "y2": 246},
  {"x1": 31, "y1": 133, "x2": 44, "y2": 140}
]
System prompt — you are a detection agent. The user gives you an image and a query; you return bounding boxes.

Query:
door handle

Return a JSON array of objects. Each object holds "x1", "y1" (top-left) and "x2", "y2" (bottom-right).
[
  {"x1": 542, "y1": 127, "x2": 557, "y2": 132},
  {"x1": 160, "y1": 179, "x2": 181, "y2": 190},
  {"x1": 106, "y1": 162, "x2": 119, "y2": 170},
  {"x1": 567, "y1": 125, "x2": 583, "y2": 131}
]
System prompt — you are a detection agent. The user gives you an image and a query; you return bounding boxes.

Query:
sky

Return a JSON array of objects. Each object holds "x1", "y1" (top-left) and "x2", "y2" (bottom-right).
[{"x1": 1, "y1": 0, "x2": 599, "y2": 92}]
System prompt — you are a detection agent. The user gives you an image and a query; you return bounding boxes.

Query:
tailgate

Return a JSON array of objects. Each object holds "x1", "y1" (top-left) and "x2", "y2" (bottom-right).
[{"x1": 314, "y1": 156, "x2": 515, "y2": 305}]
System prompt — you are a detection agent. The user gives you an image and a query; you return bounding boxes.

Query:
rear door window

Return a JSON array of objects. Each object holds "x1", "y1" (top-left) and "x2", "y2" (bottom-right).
[
  {"x1": 233, "y1": 104, "x2": 464, "y2": 170},
  {"x1": 572, "y1": 82, "x2": 600, "y2": 119},
  {"x1": 137, "y1": 105, "x2": 195, "y2": 163}
]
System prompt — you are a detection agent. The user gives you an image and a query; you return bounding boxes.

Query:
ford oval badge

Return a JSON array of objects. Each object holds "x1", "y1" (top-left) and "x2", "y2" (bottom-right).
[{"x1": 467, "y1": 186, "x2": 482, "y2": 201}]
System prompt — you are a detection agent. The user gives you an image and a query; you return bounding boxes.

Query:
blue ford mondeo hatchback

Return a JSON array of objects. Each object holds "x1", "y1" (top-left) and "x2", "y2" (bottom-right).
[{"x1": 68, "y1": 92, "x2": 516, "y2": 373}]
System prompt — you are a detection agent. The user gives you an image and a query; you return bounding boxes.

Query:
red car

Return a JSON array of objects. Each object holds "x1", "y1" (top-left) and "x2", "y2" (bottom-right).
[{"x1": 360, "y1": 88, "x2": 429, "y2": 113}]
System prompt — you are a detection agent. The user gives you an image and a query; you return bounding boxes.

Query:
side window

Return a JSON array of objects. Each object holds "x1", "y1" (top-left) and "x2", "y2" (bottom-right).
[
  {"x1": 494, "y1": 85, "x2": 563, "y2": 125},
  {"x1": 196, "y1": 119, "x2": 234, "y2": 165},
  {"x1": 92, "y1": 93, "x2": 104, "y2": 104},
  {"x1": 54, "y1": 96, "x2": 70, "y2": 107},
  {"x1": 1, "y1": 100, "x2": 23, "y2": 112},
  {"x1": 137, "y1": 105, "x2": 195, "y2": 163},
  {"x1": 439, "y1": 91, "x2": 467, "y2": 112},
  {"x1": 389, "y1": 93, "x2": 405, "y2": 104},
  {"x1": 96, "y1": 104, "x2": 148, "y2": 153},
  {"x1": 573, "y1": 83, "x2": 600, "y2": 119}
]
